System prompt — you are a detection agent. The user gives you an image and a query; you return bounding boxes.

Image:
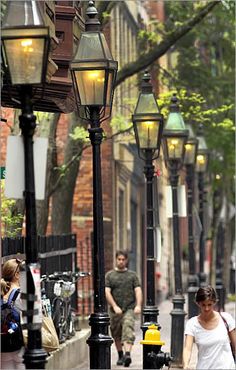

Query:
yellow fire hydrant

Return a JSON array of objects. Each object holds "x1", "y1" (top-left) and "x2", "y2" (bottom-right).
[{"x1": 140, "y1": 324, "x2": 172, "y2": 369}]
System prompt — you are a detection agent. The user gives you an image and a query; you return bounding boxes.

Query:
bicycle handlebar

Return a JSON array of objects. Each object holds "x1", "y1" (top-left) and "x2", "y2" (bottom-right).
[{"x1": 41, "y1": 271, "x2": 90, "y2": 283}]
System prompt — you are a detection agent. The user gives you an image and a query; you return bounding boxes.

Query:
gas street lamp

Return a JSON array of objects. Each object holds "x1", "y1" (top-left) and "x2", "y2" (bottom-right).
[
  {"x1": 70, "y1": 1, "x2": 118, "y2": 369},
  {"x1": 162, "y1": 93, "x2": 188, "y2": 367},
  {"x1": 2, "y1": 1, "x2": 50, "y2": 369},
  {"x1": 133, "y1": 72, "x2": 172, "y2": 369},
  {"x1": 196, "y1": 124, "x2": 210, "y2": 287},
  {"x1": 184, "y1": 124, "x2": 199, "y2": 318}
]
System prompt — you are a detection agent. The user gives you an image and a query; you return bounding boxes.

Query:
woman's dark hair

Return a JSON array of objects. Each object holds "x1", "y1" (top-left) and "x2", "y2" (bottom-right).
[
  {"x1": 195, "y1": 286, "x2": 217, "y2": 303},
  {"x1": 115, "y1": 250, "x2": 128, "y2": 259}
]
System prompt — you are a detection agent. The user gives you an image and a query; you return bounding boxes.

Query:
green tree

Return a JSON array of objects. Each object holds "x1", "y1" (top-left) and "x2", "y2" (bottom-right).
[{"x1": 1, "y1": 182, "x2": 23, "y2": 238}]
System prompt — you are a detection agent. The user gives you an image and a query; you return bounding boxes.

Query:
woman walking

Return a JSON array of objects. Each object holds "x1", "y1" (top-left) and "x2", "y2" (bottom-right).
[{"x1": 183, "y1": 286, "x2": 235, "y2": 369}]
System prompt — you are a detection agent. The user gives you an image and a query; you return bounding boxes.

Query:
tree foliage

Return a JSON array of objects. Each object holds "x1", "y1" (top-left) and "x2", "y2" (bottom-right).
[{"x1": 1, "y1": 183, "x2": 23, "y2": 238}]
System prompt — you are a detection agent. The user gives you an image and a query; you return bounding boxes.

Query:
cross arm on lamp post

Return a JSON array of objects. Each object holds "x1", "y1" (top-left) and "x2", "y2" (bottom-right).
[
  {"x1": 162, "y1": 93, "x2": 188, "y2": 367},
  {"x1": 196, "y1": 124, "x2": 210, "y2": 287},
  {"x1": 132, "y1": 71, "x2": 164, "y2": 322},
  {"x1": 1, "y1": 2, "x2": 50, "y2": 369},
  {"x1": 133, "y1": 72, "x2": 171, "y2": 369},
  {"x1": 70, "y1": 1, "x2": 118, "y2": 368},
  {"x1": 184, "y1": 123, "x2": 199, "y2": 318}
]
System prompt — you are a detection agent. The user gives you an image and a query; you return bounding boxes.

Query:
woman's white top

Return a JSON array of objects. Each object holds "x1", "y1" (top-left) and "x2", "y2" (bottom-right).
[{"x1": 184, "y1": 312, "x2": 235, "y2": 369}]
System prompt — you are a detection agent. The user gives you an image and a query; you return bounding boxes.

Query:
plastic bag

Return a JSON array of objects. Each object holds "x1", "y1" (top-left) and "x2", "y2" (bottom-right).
[{"x1": 23, "y1": 316, "x2": 59, "y2": 353}]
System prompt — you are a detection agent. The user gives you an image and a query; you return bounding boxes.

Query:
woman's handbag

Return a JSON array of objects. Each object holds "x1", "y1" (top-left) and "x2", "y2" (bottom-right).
[
  {"x1": 23, "y1": 315, "x2": 59, "y2": 353},
  {"x1": 220, "y1": 313, "x2": 235, "y2": 361}
]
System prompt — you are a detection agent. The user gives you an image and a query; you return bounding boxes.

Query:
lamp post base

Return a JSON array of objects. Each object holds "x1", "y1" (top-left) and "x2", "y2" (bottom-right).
[
  {"x1": 216, "y1": 279, "x2": 225, "y2": 311},
  {"x1": 187, "y1": 274, "x2": 199, "y2": 318},
  {"x1": 198, "y1": 272, "x2": 207, "y2": 287},
  {"x1": 170, "y1": 294, "x2": 186, "y2": 367},
  {"x1": 141, "y1": 306, "x2": 160, "y2": 369},
  {"x1": 24, "y1": 347, "x2": 48, "y2": 369},
  {"x1": 87, "y1": 313, "x2": 113, "y2": 369}
]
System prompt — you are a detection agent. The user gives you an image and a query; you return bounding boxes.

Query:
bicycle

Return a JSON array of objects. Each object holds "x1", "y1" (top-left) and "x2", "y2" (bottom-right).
[
  {"x1": 49, "y1": 271, "x2": 90, "y2": 343},
  {"x1": 41, "y1": 275, "x2": 52, "y2": 318}
]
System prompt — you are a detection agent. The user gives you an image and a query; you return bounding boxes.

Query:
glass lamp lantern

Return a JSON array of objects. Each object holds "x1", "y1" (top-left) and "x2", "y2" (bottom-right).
[
  {"x1": 132, "y1": 71, "x2": 164, "y2": 160},
  {"x1": 196, "y1": 124, "x2": 210, "y2": 173},
  {"x1": 184, "y1": 124, "x2": 198, "y2": 165},
  {"x1": 1, "y1": 1, "x2": 50, "y2": 86},
  {"x1": 162, "y1": 94, "x2": 189, "y2": 167},
  {"x1": 70, "y1": 1, "x2": 118, "y2": 121}
]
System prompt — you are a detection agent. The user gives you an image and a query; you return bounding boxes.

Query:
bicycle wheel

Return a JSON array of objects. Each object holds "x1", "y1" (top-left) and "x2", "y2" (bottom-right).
[
  {"x1": 52, "y1": 298, "x2": 65, "y2": 343},
  {"x1": 67, "y1": 307, "x2": 75, "y2": 337}
]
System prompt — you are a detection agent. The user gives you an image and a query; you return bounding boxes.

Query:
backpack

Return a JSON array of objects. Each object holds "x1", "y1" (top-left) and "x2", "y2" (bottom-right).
[{"x1": 1, "y1": 288, "x2": 24, "y2": 352}]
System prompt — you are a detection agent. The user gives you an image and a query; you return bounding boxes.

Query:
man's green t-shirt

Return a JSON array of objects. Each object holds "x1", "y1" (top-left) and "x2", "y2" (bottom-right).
[{"x1": 105, "y1": 269, "x2": 141, "y2": 312}]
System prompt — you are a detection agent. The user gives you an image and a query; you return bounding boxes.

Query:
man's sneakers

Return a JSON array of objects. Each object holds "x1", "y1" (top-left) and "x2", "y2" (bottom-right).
[
  {"x1": 116, "y1": 356, "x2": 124, "y2": 365},
  {"x1": 116, "y1": 351, "x2": 131, "y2": 367},
  {"x1": 123, "y1": 353, "x2": 132, "y2": 367}
]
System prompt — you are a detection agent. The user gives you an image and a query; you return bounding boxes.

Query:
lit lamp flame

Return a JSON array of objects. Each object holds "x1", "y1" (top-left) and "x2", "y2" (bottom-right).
[
  {"x1": 171, "y1": 139, "x2": 179, "y2": 146},
  {"x1": 185, "y1": 144, "x2": 192, "y2": 151},
  {"x1": 88, "y1": 71, "x2": 104, "y2": 82},
  {"x1": 21, "y1": 39, "x2": 34, "y2": 53},
  {"x1": 145, "y1": 121, "x2": 154, "y2": 148},
  {"x1": 169, "y1": 139, "x2": 178, "y2": 157},
  {"x1": 197, "y1": 154, "x2": 205, "y2": 165}
]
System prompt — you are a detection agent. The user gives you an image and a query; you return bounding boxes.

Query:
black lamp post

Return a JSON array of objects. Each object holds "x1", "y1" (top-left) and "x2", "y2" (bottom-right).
[
  {"x1": 162, "y1": 94, "x2": 188, "y2": 366},
  {"x1": 132, "y1": 71, "x2": 164, "y2": 368},
  {"x1": 184, "y1": 124, "x2": 199, "y2": 318},
  {"x1": 2, "y1": 2, "x2": 50, "y2": 369},
  {"x1": 196, "y1": 124, "x2": 210, "y2": 287},
  {"x1": 70, "y1": 2, "x2": 118, "y2": 369},
  {"x1": 215, "y1": 218, "x2": 225, "y2": 311}
]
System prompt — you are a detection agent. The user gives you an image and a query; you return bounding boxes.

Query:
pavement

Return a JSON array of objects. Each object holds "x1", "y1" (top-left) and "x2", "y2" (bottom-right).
[
  {"x1": 69, "y1": 296, "x2": 235, "y2": 370},
  {"x1": 110, "y1": 297, "x2": 196, "y2": 370}
]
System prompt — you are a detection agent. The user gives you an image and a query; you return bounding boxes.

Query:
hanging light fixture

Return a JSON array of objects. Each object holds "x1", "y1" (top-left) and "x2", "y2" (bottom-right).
[
  {"x1": 70, "y1": 0, "x2": 118, "y2": 122},
  {"x1": 196, "y1": 124, "x2": 210, "y2": 173},
  {"x1": 132, "y1": 71, "x2": 164, "y2": 160},
  {"x1": 1, "y1": 1, "x2": 50, "y2": 86},
  {"x1": 184, "y1": 123, "x2": 198, "y2": 165},
  {"x1": 162, "y1": 93, "x2": 189, "y2": 167}
]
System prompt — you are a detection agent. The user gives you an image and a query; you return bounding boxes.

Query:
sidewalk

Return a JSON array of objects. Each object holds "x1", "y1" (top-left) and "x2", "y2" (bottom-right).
[
  {"x1": 74, "y1": 297, "x2": 235, "y2": 369},
  {"x1": 111, "y1": 297, "x2": 235, "y2": 370},
  {"x1": 111, "y1": 298, "x2": 192, "y2": 370}
]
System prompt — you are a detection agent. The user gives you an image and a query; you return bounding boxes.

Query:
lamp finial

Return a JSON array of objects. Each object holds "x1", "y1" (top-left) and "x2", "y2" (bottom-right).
[
  {"x1": 169, "y1": 92, "x2": 180, "y2": 113},
  {"x1": 141, "y1": 70, "x2": 152, "y2": 93},
  {"x1": 86, "y1": 0, "x2": 100, "y2": 30},
  {"x1": 197, "y1": 123, "x2": 204, "y2": 135}
]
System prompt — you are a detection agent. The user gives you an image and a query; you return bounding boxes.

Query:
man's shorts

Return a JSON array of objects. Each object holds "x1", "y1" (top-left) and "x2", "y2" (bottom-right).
[{"x1": 109, "y1": 308, "x2": 135, "y2": 344}]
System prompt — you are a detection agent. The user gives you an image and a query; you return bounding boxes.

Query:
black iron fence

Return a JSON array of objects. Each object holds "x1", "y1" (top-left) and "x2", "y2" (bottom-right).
[{"x1": 1, "y1": 233, "x2": 93, "y2": 316}]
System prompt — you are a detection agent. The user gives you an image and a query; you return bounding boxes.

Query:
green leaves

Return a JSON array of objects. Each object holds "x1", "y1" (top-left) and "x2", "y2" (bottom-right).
[
  {"x1": 70, "y1": 126, "x2": 89, "y2": 143},
  {"x1": 1, "y1": 183, "x2": 23, "y2": 237}
]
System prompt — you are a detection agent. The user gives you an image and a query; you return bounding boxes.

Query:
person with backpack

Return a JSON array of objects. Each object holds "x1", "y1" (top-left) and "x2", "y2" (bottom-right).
[{"x1": 1, "y1": 258, "x2": 25, "y2": 369}]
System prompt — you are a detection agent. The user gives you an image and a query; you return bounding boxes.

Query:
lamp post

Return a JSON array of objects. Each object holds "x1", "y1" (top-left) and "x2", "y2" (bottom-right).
[
  {"x1": 2, "y1": 2, "x2": 50, "y2": 369},
  {"x1": 196, "y1": 124, "x2": 210, "y2": 287},
  {"x1": 132, "y1": 71, "x2": 164, "y2": 368},
  {"x1": 184, "y1": 124, "x2": 199, "y2": 318},
  {"x1": 215, "y1": 218, "x2": 225, "y2": 311},
  {"x1": 70, "y1": 1, "x2": 118, "y2": 369},
  {"x1": 162, "y1": 94, "x2": 188, "y2": 366}
]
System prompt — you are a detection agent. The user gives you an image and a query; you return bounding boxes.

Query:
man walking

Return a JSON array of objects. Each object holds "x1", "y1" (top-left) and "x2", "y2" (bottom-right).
[{"x1": 105, "y1": 251, "x2": 142, "y2": 367}]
